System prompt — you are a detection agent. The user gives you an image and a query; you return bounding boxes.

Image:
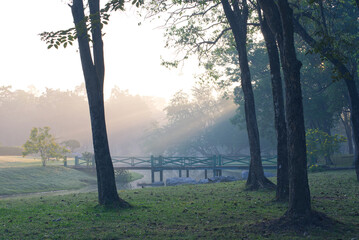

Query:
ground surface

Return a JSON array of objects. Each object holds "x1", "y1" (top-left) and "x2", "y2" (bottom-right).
[
  {"x1": 0, "y1": 156, "x2": 142, "y2": 196},
  {"x1": 0, "y1": 170, "x2": 358, "y2": 239}
]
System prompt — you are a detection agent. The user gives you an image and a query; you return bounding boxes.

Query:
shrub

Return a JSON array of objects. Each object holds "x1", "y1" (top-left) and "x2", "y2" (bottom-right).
[
  {"x1": 308, "y1": 164, "x2": 329, "y2": 172},
  {"x1": 306, "y1": 128, "x2": 346, "y2": 165},
  {"x1": 114, "y1": 169, "x2": 131, "y2": 183}
]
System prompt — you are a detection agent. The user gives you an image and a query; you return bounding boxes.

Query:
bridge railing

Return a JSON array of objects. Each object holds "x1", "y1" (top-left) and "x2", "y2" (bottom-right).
[
  {"x1": 152, "y1": 156, "x2": 216, "y2": 168},
  {"x1": 72, "y1": 155, "x2": 277, "y2": 168},
  {"x1": 112, "y1": 156, "x2": 152, "y2": 167},
  {"x1": 74, "y1": 156, "x2": 95, "y2": 167}
]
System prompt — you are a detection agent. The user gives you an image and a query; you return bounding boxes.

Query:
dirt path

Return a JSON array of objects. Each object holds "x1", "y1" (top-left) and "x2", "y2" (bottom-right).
[
  {"x1": 0, "y1": 181, "x2": 141, "y2": 200},
  {"x1": 0, "y1": 185, "x2": 98, "y2": 199}
]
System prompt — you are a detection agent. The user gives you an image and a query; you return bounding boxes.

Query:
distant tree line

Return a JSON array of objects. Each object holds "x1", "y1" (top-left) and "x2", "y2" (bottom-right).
[{"x1": 0, "y1": 85, "x2": 163, "y2": 155}]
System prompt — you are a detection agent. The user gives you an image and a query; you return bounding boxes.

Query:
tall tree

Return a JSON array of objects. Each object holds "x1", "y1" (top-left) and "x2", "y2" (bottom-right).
[
  {"x1": 258, "y1": 0, "x2": 312, "y2": 221},
  {"x1": 70, "y1": 0, "x2": 129, "y2": 207},
  {"x1": 257, "y1": 7, "x2": 289, "y2": 201},
  {"x1": 22, "y1": 127, "x2": 69, "y2": 167},
  {"x1": 292, "y1": 0, "x2": 359, "y2": 180},
  {"x1": 220, "y1": 0, "x2": 275, "y2": 190}
]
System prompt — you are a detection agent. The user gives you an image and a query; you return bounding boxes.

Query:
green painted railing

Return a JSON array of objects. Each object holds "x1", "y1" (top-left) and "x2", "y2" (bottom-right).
[{"x1": 73, "y1": 155, "x2": 277, "y2": 168}]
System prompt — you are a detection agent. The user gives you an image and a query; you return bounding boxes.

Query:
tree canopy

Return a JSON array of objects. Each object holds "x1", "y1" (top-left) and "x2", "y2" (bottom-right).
[{"x1": 22, "y1": 127, "x2": 69, "y2": 166}]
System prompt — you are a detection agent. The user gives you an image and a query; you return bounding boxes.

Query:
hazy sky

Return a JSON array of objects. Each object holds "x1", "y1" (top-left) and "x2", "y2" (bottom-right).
[{"x1": 0, "y1": 0, "x2": 202, "y2": 100}]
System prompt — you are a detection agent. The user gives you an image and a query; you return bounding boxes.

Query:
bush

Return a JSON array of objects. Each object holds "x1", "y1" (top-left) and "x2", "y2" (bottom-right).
[
  {"x1": 114, "y1": 169, "x2": 132, "y2": 183},
  {"x1": 308, "y1": 164, "x2": 329, "y2": 173},
  {"x1": 306, "y1": 128, "x2": 346, "y2": 165}
]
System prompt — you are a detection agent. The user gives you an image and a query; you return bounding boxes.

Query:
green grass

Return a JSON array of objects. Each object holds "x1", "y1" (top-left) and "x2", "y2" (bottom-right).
[
  {"x1": 0, "y1": 170, "x2": 358, "y2": 239},
  {"x1": 0, "y1": 156, "x2": 74, "y2": 168},
  {"x1": 0, "y1": 166, "x2": 96, "y2": 195},
  {"x1": 127, "y1": 172, "x2": 143, "y2": 182},
  {"x1": 0, "y1": 166, "x2": 143, "y2": 196}
]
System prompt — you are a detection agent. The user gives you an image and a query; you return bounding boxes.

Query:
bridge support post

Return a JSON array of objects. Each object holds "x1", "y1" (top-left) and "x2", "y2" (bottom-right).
[
  {"x1": 213, "y1": 155, "x2": 217, "y2": 177},
  {"x1": 186, "y1": 169, "x2": 189, "y2": 177},
  {"x1": 91, "y1": 156, "x2": 95, "y2": 168},
  {"x1": 160, "y1": 170, "x2": 163, "y2": 182},
  {"x1": 151, "y1": 155, "x2": 155, "y2": 183},
  {"x1": 151, "y1": 170, "x2": 155, "y2": 183},
  {"x1": 179, "y1": 169, "x2": 182, "y2": 177},
  {"x1": 218, "y1": 155, "x2": 222, "y2": 176},
  {"x1": 205, "y1": 169, "x2": 208, "y2": 179},
  {"x1": 75, "y1": 156, "x2": 79, "y2": 166}
]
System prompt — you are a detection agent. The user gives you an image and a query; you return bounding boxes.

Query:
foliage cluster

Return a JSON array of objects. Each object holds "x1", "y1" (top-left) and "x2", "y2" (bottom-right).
[
  {"x1": 114, "y1": 169, "x2": 143, "y2": 183},
  {"x1": 143, "y1": 82, "x2": 247, "y2": 156},
  {"x1": 81, "y1": 151, "x2": 94, "y2": 167},
  {"x1": 143, "y1": 0, "x2": 357, "y2": 157},
  {"x1": 22, "y1": 127, "x2": 70, "y2": 167},
  {"x1": 0, "y1": 85, "x2": 162, "y2": 155},
  {"x1": 307, "y1": 164, "x2": 329, "y2": 173},
  {"x1": 40, "y1": 0, "x2": 144, "y2": 50},
  {"x1": 306, "y1": 128, "x2": 347, "y2": 165}
]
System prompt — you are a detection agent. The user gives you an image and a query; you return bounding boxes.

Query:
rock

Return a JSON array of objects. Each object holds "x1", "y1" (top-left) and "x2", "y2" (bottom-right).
[
  {"x1": 241, "y1": 170, "x2": 249, "y2": 179},
  {"x1": 198, "y1": 179, "x2": 210, "y2": 184},
  {"x1": 241, "y1": 170, "x2": 276, "y2": 179},
  {"x1": 137, "y1": 182, "x2": 164, "y2": 187},
  {"x1": 208, "y1": 176, "x2": 239, "y2": 183},
  {"x1": 264, "y1": 171, "x2": 276, "y2": 178},
  {"x1": 166, "y1": 177, "x2": 197, "y2": 186}
]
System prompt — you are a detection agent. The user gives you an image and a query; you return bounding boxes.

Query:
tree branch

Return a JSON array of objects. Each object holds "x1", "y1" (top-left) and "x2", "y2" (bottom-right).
[{"x1": 89, "y1": 0, "x2": 105, "y2": 91}]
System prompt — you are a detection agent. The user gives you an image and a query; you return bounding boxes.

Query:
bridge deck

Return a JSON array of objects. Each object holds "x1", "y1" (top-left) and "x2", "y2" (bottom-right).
[
  {"x1": 72, "y1": 165, "x2": 277, "y2": 170},
  {"x1": 71, "y1": 155, "x2": 277, "y2": 182}
]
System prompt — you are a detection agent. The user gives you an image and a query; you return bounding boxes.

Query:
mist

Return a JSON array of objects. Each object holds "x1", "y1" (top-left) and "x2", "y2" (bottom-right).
[{"x1": 0, "y1": 84, "x2": 165, "y2": 155}]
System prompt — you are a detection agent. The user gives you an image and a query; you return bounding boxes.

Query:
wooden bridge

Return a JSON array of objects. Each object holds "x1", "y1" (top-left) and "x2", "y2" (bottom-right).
[{"x1": 72, "y1": 155, "x2": 277, "y2": 183}]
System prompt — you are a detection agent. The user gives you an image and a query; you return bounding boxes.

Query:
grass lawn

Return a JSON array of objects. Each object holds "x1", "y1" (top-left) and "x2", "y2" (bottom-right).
[
  {"x1": 0, "y1": 170, "x2": 358, "y2": 239},
  {"x1": 0, "y1": 156, "x2": 143, "y2": 196},
  {"x1": 0, "y1": 166, "x2": 97, "y2": 195},
  {"x1": 0, "y1": 156, "x2": 74, "y2": 168}
]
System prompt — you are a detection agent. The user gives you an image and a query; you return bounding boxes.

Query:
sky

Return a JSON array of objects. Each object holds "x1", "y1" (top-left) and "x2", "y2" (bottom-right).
[{"x1": 0, "y1": 0, "x2": 202, "y2": 100}]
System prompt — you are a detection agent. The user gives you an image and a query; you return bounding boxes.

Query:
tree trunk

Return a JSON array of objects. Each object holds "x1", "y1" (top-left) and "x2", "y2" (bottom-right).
[
  {"x1": 321, "y1": 127, "x2": 334, "y2": 165},
  {"x1": 259, "y1": 12, "x2": 289, "y2": 201},
  {"x1": 276, "y1": 0, "x2": 311, "y2": 218},
  {"x1": 293, "y1": 18, "x2": 359, "y2": 182},
  {"x1": 355, "y1": 142, "x2": 359, "y2": 178},
  {"x1": 258, "y1": 0, "x2": 312, "y2": 220},
  {"x1": 71, "y1": 0, "x2": 129, "y2": 207},
  {"x1": 341, "y1": 110, "x2": 354, "y2": 154},
  {"x1": 221, "y1": 0, "x2": 275, "y2": 190}
]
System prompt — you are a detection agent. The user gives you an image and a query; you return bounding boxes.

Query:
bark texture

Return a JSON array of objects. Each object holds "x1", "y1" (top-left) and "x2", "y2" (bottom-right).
[
  {"x1": 71, "y1": 0, "x2": 130, "y2": 207},
  {"x1": 258, "y1": 0, "x2": 312, "y2": 218},
  {"x1": 221, "y1": 0, "x2": 275, "y2": 190},
  {"x1": 259, "y1": 12, "x2": 289, "y2": 201},
  {"x1": 276, "y1": 0, "x2": 311, "y2": 217},
  {"x1": 341, "y1": 109, "x2": 354, "y2": 154}
]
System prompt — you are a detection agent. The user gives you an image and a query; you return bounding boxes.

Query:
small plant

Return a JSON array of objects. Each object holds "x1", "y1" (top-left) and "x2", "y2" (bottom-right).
[
  {"x1": 114, "y1": 169, "x2": 131, "y2": 183},
  {"x1": 81, "y1": 152, "x2": 94, "y2": 167},
  {"x1": 306, "y1": 128, "x2": 346, "y2": 165},
  {"x1": 22, "y1": 127, "x2": 69, "y2": 166},
  {"x1": 308, "y1": 164, "x2": 329, "y2": 172}
]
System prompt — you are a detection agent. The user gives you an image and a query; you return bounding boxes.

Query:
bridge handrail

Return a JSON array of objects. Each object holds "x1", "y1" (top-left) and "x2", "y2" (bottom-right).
[{"x1": 72, "y1": 155, "x2": 277, "y2": 168}]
